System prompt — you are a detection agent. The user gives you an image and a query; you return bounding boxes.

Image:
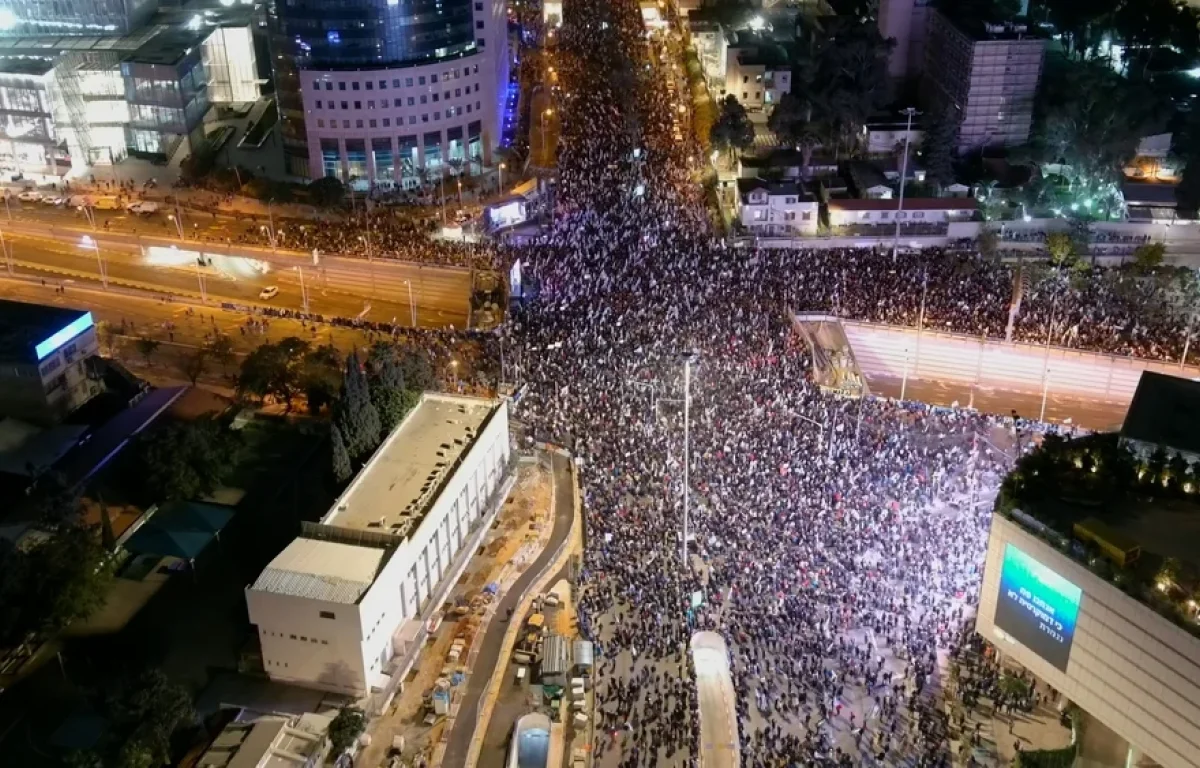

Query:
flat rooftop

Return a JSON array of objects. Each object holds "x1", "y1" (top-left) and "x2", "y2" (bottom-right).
[
  {"x1": 0, "y1": 299, "x2": 90, "y2": 363},
  {"x1": 323, "y1": 394, "x2": 496, "y2": 536},
  {"x1": 251, "y1": 538, "x2": 386, "y2": 604}
]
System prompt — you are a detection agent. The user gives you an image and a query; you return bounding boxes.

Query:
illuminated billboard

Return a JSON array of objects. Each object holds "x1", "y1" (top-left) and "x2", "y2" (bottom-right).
[
  {"x1": 994, "y1": 544, "x2": 1083, "y2": 672},
  {"x1": 35, "y1": 312, "x2": 94, "y2": 361}
]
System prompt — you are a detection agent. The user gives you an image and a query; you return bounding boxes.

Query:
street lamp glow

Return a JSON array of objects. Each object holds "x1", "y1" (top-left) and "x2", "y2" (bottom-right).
[
  {"x1": 0, "y1": 10, "x2": 18, "y2": 30},
  {"x1": 748, "y1": 15, "x2": 765, "y2": 31}
]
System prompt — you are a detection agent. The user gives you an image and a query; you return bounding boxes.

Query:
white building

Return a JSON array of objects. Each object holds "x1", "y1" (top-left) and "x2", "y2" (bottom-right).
[
  {"x1": 878, "y1": 0, "x2": 934, "y2": 81},
  {"x1": 737, "y1": 178, "x2": 818, "y2": 236},
  {"x1": 246, "y1": 394, "x2": 512, "y2": 697},
  {"x1": 827, "y1": 197, "x2": 977, "y2": 230},
  {"x1": 688, "y1": 24, "x2": 790, "y2": 112}
]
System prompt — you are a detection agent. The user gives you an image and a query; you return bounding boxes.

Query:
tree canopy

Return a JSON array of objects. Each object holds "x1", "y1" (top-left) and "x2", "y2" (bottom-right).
[
  {"x1": 236, "y1": 337, "x2": 311, "y2": 408},
  {"x1": 709, "y1": 95, "x2": 754, "y2": 159},
  {"x1": 133, "y1": 415, "x2": 241, "y2": 503},
  {"x1": 69, "y1": 669, "x2": 196, "y2": 768}
]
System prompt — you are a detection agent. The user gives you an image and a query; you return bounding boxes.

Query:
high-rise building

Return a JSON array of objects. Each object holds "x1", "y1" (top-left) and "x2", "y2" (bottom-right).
[
  {"x1": 922, "y1": 10, "x2": 1045, "y2": 152},
  {"x1": 877, "y1": 0, "x2": 932, "y2": 82},
  {"x1": 267, "y1": 0, "x2": 511, "y2": 184},
  {"x1": 0, "y1": 0, "x2": 160, "y2": 37}
]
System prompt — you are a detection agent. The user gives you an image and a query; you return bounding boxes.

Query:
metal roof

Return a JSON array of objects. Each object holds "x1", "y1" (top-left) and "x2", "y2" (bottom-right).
[
  {"x1": 251, "y1": 538, "x2": 385, "y2": 604},
  {"x1": 1121, "y1": 371, "x2": 1200, "y2": 457}
]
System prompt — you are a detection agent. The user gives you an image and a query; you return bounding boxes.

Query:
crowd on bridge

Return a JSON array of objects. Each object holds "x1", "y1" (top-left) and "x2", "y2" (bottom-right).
[{"x1": 497, "y1": 0, "x2": 1086, "y2": 765}]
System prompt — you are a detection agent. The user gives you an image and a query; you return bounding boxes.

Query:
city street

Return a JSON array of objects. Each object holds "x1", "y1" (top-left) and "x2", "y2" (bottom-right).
[{"x1": 0, "y1": 223, "x2": 471, "y2": 328}]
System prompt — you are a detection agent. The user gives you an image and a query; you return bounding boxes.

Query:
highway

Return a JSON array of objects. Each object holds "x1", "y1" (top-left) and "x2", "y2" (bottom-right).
[
  {"x1": 0, "y1": 205, "x2": 472, "y2": 329},
  {"x1": 690, "y1": 631, "x2": 741, "y2": 768}
]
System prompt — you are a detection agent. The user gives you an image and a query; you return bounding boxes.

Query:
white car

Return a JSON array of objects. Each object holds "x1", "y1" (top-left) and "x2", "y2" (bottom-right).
[
  {"x1": 16, "y1": 190, "x2": 42, "y2": 202},
  {"x1": 127, "y1": 201, "x2": 159, "y2": 215},
  {"x1": 41, "y1": 196, "x2": 66, "y2": 206},
  {"x1": 259, "y1": 285, "x2": 279, "y2": 300}
]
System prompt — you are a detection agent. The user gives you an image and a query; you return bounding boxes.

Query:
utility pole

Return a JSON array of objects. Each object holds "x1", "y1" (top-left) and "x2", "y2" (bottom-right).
[
  {"x1": 1182, "y1": 312, "x2": 1195, "y2": 371},
  {"x1": 296, "y1": 266, "x2": 309, "y2": 314},
  {"x1": 83, "y1": 235, "x2": 107, "y2": 289},
  {"x1": 0, "y1": 227, "x2": 10, "y2": 276},
  {"x1": 892, "y1": 107, "x2": 919, "y2": 262},
  {"x1": 404, "y1": 279, "x2": 417, "y2": 327},
  {"x1": 681, "y1": 351, "x2": 697, "y2": 569}
]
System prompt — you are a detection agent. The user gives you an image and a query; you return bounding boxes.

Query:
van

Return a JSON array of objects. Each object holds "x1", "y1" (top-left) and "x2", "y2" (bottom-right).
[
  {"x1": 92, "y1": 197, "x2": 121, "y2": 210},
  {"x1": 259, "y1": 285, "x2": 279, "y2": 300}
]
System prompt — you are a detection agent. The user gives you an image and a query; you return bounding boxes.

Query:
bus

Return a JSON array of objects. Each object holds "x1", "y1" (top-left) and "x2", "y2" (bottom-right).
[{"x1": 1073, "y1": 517, "x2": 1141, "y2": 567}]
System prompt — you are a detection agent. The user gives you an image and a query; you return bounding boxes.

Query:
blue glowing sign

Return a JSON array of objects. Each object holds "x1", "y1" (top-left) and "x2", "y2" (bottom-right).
[
  {"x1": 35, "y1": 312, "x2": 94, "y2": 361},
  {"x1": 994, "y1": 544, "x2": 1083, "y2": 672}
]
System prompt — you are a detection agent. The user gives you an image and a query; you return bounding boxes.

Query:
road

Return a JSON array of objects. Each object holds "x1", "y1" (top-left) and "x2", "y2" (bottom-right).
[
  {"x1": 690, "y1": 632, "x2": 740, "y2": 768},
  {"x1": 442, "y1": 452, "x2": 575, "y2": 768},
  {"x1": 867, "y1": 376, "x2": 1129, "y2": 431},
  {"x1": 0, "y1": 211, "x2": 472, "y2": 329}
]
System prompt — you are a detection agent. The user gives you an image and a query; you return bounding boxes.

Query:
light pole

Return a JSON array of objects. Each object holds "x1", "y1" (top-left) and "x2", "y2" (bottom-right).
[
  {"x1": 174, "y1": 202, "x2": 186, "y2": 240},
  {"x1": 168, "y1": 213, "x2": 185, "y2": 240},
  {"x1": 456, "y1": 178, "x2": 462, "y2": 207},
  {"x1": 404, "y1": 278, "x2": 417, "y2": 327},
  {"x1": 541, "y1": 108, "x2": 553, "y2": 162},
  {"x1": 892, "y1": 106, "x2": 919, "y2": 261},
  {"x1": 3, "y1": 193, "x2": 11, "y2": 221},
  {"x1": 439, "y1": 172, "x2": 447, "y2": 226},
  {"x1": 266, "y1": 200, "x2": 278, "y2": 253},
  {"x1": 451, "y1": 359, "x2": 459, "y2": 389},
  {"x1": 0, "y1": 227, "x2": 10, "y2": 275},
  {"x1": 194, "y1": 255, "x2": 207, "y2": 303},
  {"x1": 498, "y1": 162, "x2": 506, "y2": 193},
  {"x1": 81, "y1": 235, "x2": 107, "y2": 289},
  {"x1": 680, "y1": 351, "x2": 697, "y2": 569},
  {"x1": 295, "y1": 265, "x2": 309, "y2": 314}
]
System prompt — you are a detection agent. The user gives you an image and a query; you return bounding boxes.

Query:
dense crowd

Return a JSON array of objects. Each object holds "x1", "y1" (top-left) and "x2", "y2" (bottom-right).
[{"x1": 495, "y1": 0, "x2": 1088, "y2": 766}]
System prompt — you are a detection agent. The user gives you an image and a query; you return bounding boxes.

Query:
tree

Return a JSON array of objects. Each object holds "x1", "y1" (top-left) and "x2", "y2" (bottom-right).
[
  {"x1": 134, "y1": 336, "x2": 161, "y2": 367},
  {"x1": 1132, "y1": 242, "x2": 1165, "y2": 272},
  {"x1": 334, "y1": 352, "x2": 382, "y2": 459},
  {"x1": 175, "y1": 347, "x2": 208, "y2": 385},
  {"x1": 101, "y1": 669, "x2": 196, "y2": 768},
  {"x1": 398, "y1": 349, "x2": 436, "y2": 392},
  {"x1": 328, "y1": 706, "x2": 366, "y2": 756},
  {"x1": 331, "y1": 424, "x2": 353, "y2": 483},
  {"x1": 372, "y1": 357, "x2": 419, "y2": 434},
  {"x1": 978, "y1": 227, "x2": 1000, "y2": 261},
  {"x1": 768, "y1": 94, "x2": 824, "y2": 176},
  {"x1": 709, "y1": 95, "x2": 754, "y2": 160},
  {"x1": 922, "y1": 107, "x2": 957, "y2": 190},
  {"x1": 133, "y1": 415, "x2": 241, "y2": 502},
  {"x1": 1046, "y1": 232, "x2": 1077, "y2": 267},
  {"x1": 308, "y1": 177, "x2": 346, "y2": 209},
  {"x1": 237, "y1": 338, "x2": 309, "y2": 409},
  {"x1": 299, "y1": 344, "x2": 342, "y2": 414},
  {"x1": 206, "y1": 334, "x2": 236, "y2": 375},
  {"x1": 99, "y1": 502, "x2": 116, "y2": 551}
]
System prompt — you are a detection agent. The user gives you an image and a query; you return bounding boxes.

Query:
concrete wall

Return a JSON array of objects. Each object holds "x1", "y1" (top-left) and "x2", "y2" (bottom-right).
[
  {"x1": 246, "y1": 589, "x2": 368, "y2": 694},
  {"x1": 977, "y1": 515, "x2": 1200, "y2": 768},
  {"x1": 841, "y1": 320, "x2": 1200, "y2": 405}
]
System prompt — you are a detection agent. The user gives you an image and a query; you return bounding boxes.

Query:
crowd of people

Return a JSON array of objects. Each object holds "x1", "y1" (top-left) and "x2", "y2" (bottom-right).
[{"x1": 493, "y1": 0, "x2": 1087, "y2": 765}]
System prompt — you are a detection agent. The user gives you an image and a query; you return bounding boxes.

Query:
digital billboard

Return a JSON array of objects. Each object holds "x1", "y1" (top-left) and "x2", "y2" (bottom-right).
[
  {"x1": 994, "y1": 544, "x2": 1083, "y2": 672},
  {"x1": 35, "y1": 312, "x2": 94, "y2": 361}
]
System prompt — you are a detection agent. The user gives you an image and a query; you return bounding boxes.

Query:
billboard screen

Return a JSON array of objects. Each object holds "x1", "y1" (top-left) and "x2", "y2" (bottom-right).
[{"x1": 994, "y1": 544, "x2": 1083, "y2": 672}]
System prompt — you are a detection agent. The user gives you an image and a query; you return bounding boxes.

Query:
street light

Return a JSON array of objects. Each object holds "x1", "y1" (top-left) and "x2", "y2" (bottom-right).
[
  {"x1": 0, "y1": 226, "x2": 10, "y2": 275},
  {"x1": 892, "y1": 106, "x2": 919, "y2": 261},
  {"x1": 498, "y1": 162, "x2": 506, "y2": 194},
  {"x1": 295, "y1": 265, "x2": 309, "y2": 314},
  {"x1": 81, "y1": 235, "x2": 107, "y2": 289},
  {"x1": 403, "y1": 278, "x2": 417, "y2": 327},
  {"x1": 680, "y1": 350, "x2": 698, "y2": 569},
  {"x1": 167, "y1": 213, "x2": 185, "y2": 240},
  {"x1": 541, "y1": 108, "x2": 554, "y2": 160},
  {"x1": 450, "y1": 359, "x2": 459, "y2": 388}
]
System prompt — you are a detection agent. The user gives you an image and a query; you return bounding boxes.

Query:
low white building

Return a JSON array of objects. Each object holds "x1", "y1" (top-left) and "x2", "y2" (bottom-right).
[
  {"x1": 827, "y1": 198, "x2": 978, "y2": 230},
  {"x1": 737, "y1": 178, "x2": 819, "y2": 236},
  {"x1": 245, "y1": 394, "x2": 511, "y2": 697}
]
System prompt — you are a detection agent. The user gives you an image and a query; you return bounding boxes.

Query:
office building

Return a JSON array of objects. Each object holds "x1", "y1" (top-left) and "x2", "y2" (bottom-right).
[
  {"x1": 0, "y1": 0, "x2": 159, "y2": 37},
  {"x1": 922, "y1": 11, "x2": 1045, "y2": 152},
  {"x1": 977, "y1": 512, "x2": 1200, "y2": 768},
  {"x1": 0, "y1": 5, "x2": 263, "y2": 177},
  {"x1": 0, "y1": 300, "x2": 103, "y2": 425},
  {"x1": 246, "y1": 394, "x2": 513, "y2": 697},
  {"x1": 266, "y1": 0, "x2": 511, "y2": 184}
]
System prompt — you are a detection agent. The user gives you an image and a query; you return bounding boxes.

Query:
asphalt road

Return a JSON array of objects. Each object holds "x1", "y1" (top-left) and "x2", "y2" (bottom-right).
[
  {"x1": 443, "y1": 452, "x2": 575, "y2": 768},
  {"x1": 867, "y1": 375, "x2": 1129, "y2": 431},
  {"x1": 0, "y1": 215, "x2": 472, "y2": 329}
]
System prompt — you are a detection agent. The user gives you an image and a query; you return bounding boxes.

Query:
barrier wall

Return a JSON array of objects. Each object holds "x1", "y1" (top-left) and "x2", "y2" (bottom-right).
[
  {"x1": 977, "y1": 515, "x2": 1200, "y2": 768},
  {"x1": 841, "y1": 320, "x2": 1200, "y2": 406}
]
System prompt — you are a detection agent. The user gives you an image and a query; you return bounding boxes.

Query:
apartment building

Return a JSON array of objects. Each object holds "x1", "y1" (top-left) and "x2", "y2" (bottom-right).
[
  {"x1": 922, "y1": 11, "x2": 1045, "y2": 152},
  {"x1": 0, "y1": 300, "x2": 103, "y2": 426},
  {"x1": 737, "y1": 178, "x2": 818, "y2": 236}
]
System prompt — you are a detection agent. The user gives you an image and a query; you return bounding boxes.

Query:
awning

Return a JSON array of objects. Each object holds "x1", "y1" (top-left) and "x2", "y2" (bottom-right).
[{"x1": 123, "y1": 501, "x2": 234, "y2": 561}]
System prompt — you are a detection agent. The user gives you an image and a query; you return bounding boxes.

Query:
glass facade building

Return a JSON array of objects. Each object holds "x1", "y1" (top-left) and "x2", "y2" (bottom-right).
[{"x1": 0, "y1": 0, "x2": 159, "y2": 36}]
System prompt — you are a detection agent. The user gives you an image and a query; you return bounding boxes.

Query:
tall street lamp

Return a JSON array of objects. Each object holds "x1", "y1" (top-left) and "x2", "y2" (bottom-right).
[
  {"x1": 81, "y1": 235, "x2": 107, "y2": 289},
  {"x1": 680, "y1": 350, "x2": 698, "y2": 569},
  {"x1": 892, "y1": 106, "x2": 919, "y2": 261},
  {"x1": 541, "y1": 108, "x2": 554, "y2": 162},
  {"x1": 403, "y1": 278, "x2": 417, "y2": 327}
]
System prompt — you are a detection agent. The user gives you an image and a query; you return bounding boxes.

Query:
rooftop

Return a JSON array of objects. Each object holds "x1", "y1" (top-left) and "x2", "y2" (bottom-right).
[
  {"x1": 0, "y1": 299, "x2": 91, "y2": 363},
  {"x1": 934, "y1": 8, "x2": 1047, "y2": 42},
  {"x1": 251, "y1": 538, "x2": 386, "y2": 604},
  {"x1": 737, "y1": 177, "x2": 811, "y2": 202},
  {"x1": 829, "y1": 198, "x2": 978, "y2": 211},
  {"x1": 323, "y1": 394, "x2": 496, "y2": 536},
  {"x1": 1121, "y1": 371, "x2": 1200, "y2": 456},
  {"x1": 198, "y1": 711, "x2": 329, "y2": 768},
  {"x1": 1122, "y1": 181, "x2": 1178, "y2": 207}
]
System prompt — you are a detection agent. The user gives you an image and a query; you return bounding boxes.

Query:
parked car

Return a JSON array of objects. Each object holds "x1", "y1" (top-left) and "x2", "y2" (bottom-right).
[
  {"x1": 16, "y1": 190, "x2": 42, "y2": 202},
  {"x1": 41, "y1": 196, "x2": 66, "y2": 206}
]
